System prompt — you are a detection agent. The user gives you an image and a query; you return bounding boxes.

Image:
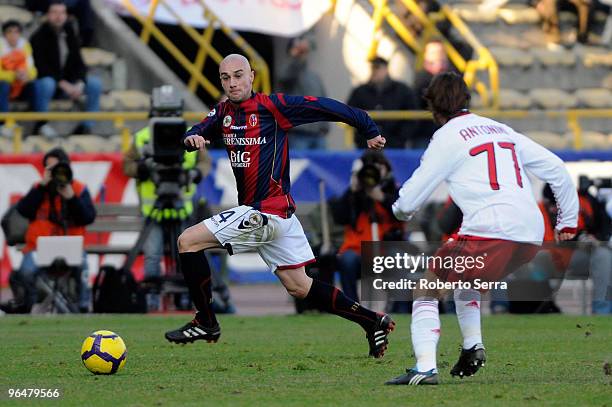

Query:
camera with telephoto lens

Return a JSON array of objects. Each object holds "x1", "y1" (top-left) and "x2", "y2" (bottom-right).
[
  {"x1": 357, "y1": 163, "x2": 381, "y2": 189},
  {"x1": 50, "y1": 161, "x2": 73, "y2": 188},
  {"x1": 144, "y1": 86, "x2": 198, "y2": 214},
  {"x1": 578, "y1": 175, "x2": 612, "y2": 202}
]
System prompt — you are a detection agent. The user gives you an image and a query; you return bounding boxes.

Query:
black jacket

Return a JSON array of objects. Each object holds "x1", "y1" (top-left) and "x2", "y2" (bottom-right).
[
  {"x1": 17, "y1": 183, "x2": 96, "y2": 227},
  {"x1": 331, "y1": 176, "x2": 398, "y2": 228},
  {"x1": 347, "y1": 78, "x2": 419, "y2": 148},
  {"x1": 413, "y1": 70, "x2": 439, "y2": 147},
  {"x1": 30, "y1": 21, "x2": 87, "y2": 83}
]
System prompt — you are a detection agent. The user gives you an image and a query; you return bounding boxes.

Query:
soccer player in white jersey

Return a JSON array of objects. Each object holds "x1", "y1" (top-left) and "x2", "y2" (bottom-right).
[{"x1": 385, "y1": 72, "x2": 579, "y2": 385}]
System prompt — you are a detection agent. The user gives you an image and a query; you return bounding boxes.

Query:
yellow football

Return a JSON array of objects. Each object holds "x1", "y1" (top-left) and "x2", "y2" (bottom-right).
[{"x1": 80, "y1": 330, "x2": 127, "y2": 375}]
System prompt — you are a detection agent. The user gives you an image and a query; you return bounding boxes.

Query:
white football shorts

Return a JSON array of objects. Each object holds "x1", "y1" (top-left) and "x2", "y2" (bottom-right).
[{"x1": 202, "y1": 205, "x2": 315, "y2": 272}]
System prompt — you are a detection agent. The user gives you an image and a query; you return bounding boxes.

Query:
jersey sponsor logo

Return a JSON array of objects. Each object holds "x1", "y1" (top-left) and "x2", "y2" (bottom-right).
[
  {"x1": 237, "y1": 212, "x2": 265, "y2": 230},
  {"x1": 229, "y1": 150, "x2": 251, "y2": 167},
  {"x1": 230, "y1": 125, "x2": 248, "y2": 130},
  {"x1": 223, "y1": 115, "x2": 232, "y2": 127},
  {"x1": 207, "y1": 108, "x2": 216, "y2": 117},
  {"x1": 248, "y1": 114, "x2": 258, "y2": 127},
  {"x1": 223, "y1": 134, "x2": 267, "y2": 146}
]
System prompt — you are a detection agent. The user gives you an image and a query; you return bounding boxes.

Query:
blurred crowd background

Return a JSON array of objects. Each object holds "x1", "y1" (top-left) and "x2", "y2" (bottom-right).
[{"x1": 0, "y1": 0, "x2": 610, "y2": 316}]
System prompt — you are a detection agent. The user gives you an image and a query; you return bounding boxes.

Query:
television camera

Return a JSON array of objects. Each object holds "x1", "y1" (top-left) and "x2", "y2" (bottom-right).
[{"x1": 144, "y1": 85, "x2": 200, "y2": 214}]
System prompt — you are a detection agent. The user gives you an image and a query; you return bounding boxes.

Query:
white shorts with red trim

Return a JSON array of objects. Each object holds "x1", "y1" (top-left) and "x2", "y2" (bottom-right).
[{"x1": 203, "y1": 205, "x2": 315, "y2": 272}]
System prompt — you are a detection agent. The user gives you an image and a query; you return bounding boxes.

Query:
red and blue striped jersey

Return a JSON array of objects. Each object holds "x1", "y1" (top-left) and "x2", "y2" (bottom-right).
[{"x1": 184, "y1": 92, "x2": 379, "y2": 218}]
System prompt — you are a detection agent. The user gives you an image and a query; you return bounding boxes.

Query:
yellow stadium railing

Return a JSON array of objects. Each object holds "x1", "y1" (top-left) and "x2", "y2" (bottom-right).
[
  {"x1": 366, "y1": 0, "x2": 500, "y2": 108},
  {"x1": 339, "y1": 109, "x2": 611, "y2": 150},
  {"x1": 1, "y1": 109, "x2": 610, "y2": 153},
  {"x1": 120, "y1": 0, "x2": 270, "y2": 100}
]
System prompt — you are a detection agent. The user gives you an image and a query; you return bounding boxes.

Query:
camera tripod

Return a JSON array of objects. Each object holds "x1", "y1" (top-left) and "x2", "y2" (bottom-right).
[{"x1": 123, "y1": 194, "x2": 234, "y2": 312}]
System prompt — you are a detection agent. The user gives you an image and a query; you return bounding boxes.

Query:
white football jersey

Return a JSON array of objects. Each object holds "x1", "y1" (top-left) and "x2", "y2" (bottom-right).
[{"x1": 393, "y1": 113, "x2": 579, "y2": 242}]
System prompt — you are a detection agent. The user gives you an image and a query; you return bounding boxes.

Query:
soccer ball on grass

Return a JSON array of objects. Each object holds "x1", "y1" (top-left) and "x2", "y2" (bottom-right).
[{"x1": 80, "y1": 330, "x2": 127, "y2": 374}]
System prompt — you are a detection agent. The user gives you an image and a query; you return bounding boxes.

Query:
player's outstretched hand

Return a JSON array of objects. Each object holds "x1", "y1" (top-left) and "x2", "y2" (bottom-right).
[
  {"x1": 184, "y1": 134, "x2": 210, "y2": 150},
  {"x1": 367, "y1": 135, "x2": 386, "y2": 150}
]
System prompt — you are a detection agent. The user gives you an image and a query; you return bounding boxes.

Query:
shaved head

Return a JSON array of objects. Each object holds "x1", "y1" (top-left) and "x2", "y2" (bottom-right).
[
  {"x1": 219, "y1": 54, "x2": 254, "y2": 103},
  {"x1": 220, "y1": 54, "x2": 251, "y2": 72}
]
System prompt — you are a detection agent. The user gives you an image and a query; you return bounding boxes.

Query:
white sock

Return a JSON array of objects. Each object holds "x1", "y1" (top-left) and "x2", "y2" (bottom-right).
[
  {"x1": 454, "y1": 289, "x2": 483, "y2": 349},
  {"x1": 411, "y1": 299, "x2": 440, "y2": 372}
]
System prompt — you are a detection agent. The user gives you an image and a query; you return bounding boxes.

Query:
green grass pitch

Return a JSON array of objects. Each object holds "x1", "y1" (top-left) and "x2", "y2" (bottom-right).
[{"x1": 1, "y1": 314, "x2": 611, "y2": 406}]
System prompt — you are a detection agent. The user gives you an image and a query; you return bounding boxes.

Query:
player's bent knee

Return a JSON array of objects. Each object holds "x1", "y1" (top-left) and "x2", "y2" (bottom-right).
[
  {"x1": 276, "y1": 267, "x2": 312, "y2": 299},
  {"x1": 177, "y1": 231, "x2": 195, "y2": 253},
  {"x1": 285, "y1": 285, "x2": 309, "y2": 299}
]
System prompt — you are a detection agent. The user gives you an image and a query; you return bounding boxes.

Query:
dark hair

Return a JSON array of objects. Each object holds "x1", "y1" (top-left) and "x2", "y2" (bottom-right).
[
  {"x1": 370, "y1": 56, "x2": 388, "y2": 67},
  {"x1": 361, "y1": 149, "x2": 392, "y2": 172},
  {"x1": 43, "y1": 147, "x2": 70, "y2": 166},
  {"x1": 47, "y1": 0, "x2": 67, "y2": 12},
  {"x1": 423, "y1": 71, "x2": 471, "y2": 119},
  {"x1": 2, "y1": 20, "x2": 22, "y2": 34}
]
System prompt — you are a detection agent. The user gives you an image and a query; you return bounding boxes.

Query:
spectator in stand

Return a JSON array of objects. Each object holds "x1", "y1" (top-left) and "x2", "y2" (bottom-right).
[
  {"x1": 277, "y1": 36, "x2": 329, "y2": 149},
  {"x1": 347, "y1": 57, "x2": 419, "y2": 149},
  {"x1": 26, "y1": 0, "x2": 95, "y2": 46},
  {"x1": 413, "y1": 40, "x2": 452, "y2": 147},
  {"x1": 532, "y1": 0, "x2": 593, "y2": 44},
  {"x1": 539, "y1": 182, "x2": 611, "y2": 313},
  {"x1": 401, "y1": 0, "x2": 473, "y2": 61},
  {"x1": 30, "y1": 0, "x2": 101, "y2": 138},
  {"x1": 0, "y1": 20, "x2": 37, "y2": 120},
  {"x1": 330, "y1": 150, "x2": 403, "y2": 301},
  {"x1": 0, "y1": 148, "x2": 96, "y2": 314}
]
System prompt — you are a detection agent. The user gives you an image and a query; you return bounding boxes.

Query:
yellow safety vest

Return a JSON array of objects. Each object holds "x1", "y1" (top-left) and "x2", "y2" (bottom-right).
[{"x1": 134, "y1": 127, "x2": 198, "y2": 221}]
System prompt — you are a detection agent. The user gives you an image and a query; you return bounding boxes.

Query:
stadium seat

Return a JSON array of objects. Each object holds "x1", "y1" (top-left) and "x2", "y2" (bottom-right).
[
  {"x1": 497, "y1": 4, "x2": 540, "y2": 25},
  {"x1": 489, "y1": 47, "x2": 534, "y2": 67},
  {"x1": 63, "y1": 135, "x2": 120, "y2": 153},
  {"x1": 0, "y1": 5, "x2": 33, "y2": 25},
  {"x1": 100, "y1": 94, "x2": 116, "y2": 111},
  {"x1": 525, "y1": 131, "x2": 569, "y2": 149},
  {"x1": 111, "y1": 90, "x2": 150, "y2": 110},
  {"x1": 531, "y1": 48, "x2": 576, "y2": 67},
  {"x1": 452, "y1": 4, "x2": 498, "y2": 23},
  {"x1": 82, "y1": 48, "x2": 117, "y2": 68},
  {"x1": 574, "y1": 89, "x2": 612, "y2": 108},
  {"x1": 498, "y1": 89, "x2": 532, "y2": 109},
  {"x1": 568, "y1": 131, "x2": 610, "y2": 149},
  {"x1": 529, "y1": 88, "x2": 578, "y2": 109},
  {"x1": 21, "y1": 136, "x2": 62, "y2": 153},
  {"x1": 0, "y1": 135, "x2": 12, "y2": 152},
  {"x1": 49, "y1": 100, "x2": 75, "y2": 111},
  {"x1": 580, "y1": 47, "x2": 612, "y2": 68}
]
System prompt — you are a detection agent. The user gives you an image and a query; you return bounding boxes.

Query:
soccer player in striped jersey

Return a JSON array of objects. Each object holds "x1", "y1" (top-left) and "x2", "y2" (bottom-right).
[
  {"x1": 165, "y1": 54, "x2": 396, "y2": 359},
  {"x1": 385, "y1": 72, "x2": 578, "y2": 385}
]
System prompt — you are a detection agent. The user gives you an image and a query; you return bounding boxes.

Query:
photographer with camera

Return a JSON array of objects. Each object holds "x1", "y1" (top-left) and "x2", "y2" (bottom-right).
[
  {"x1": 330, "y1": 150, "x2": 403, "y2": 302},
  {"x1": 0, "y1": 148, "x2": 96, "y2": 313},
  {"x1": 123, "y1": 85, "x2": 212, "y2": 310},
  {"x1": 539, "y1": 179, "x2": 612, "y2": 314}
]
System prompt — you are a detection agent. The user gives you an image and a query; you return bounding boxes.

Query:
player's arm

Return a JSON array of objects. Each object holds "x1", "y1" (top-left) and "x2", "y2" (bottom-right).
[
  {"x1": 269, "y1": 94, "x2": 385, "y2": 149},
  {"x1": 392, "y1": 134, "x2": 459, "y2": 221},
  {"x1": 514, "y1": 131, "x2": 579, "y2": 240},
  {"x1": 182, "y1": 105, "x2": 221, "y2": 151}
]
